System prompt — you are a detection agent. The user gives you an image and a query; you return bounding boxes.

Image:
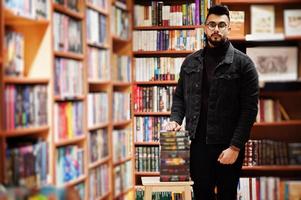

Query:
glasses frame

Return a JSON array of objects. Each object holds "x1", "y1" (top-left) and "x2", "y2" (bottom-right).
[{"x1": 206, "y1": 21, "x2": 228, "y2": 31}]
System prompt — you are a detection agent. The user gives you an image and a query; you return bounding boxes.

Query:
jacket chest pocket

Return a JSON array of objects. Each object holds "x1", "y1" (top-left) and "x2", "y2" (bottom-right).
[
  {"x1": 215, "y1": 73, "x2": 240, "y2": 115},
  {"x1": 183, "y1": 68, "x2": 201, "y2": 95},
  {"x1": 216, "y1": 73, "x2": 240, "y2": 95}
]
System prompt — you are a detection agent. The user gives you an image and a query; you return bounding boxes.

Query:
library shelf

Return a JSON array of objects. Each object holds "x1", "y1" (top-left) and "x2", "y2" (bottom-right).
[
  {"x1": 54, "y1": 51, "x2": 84, "y2": 60},
  {"x1": 62, "y1": 175, "x2": 86, "y2": 188},
  {"x1": 53, "y1": 3, "x2": 84, "y2": 19},
  {"x1": 113, "y1": 156, "x2": 132, "y2": 167},
  {"x1": 135, "y1": 172, "x2": 160, "y2": 176},
  {"x1": 88, "y1": 80, "x2": 111, "y2": 85},
  {"x1": 219, "y1": 0, "x2": 301, "y2": 4},
  {"x1": 96, "y1": 191, "x2": 111, "y2": 200},
  {"x1": 285, "y1": 36, "x2": 301, "y2": 41},
  {"x1": 229, "y1": 36, "x2": 245, "y2": 41},
  {"x1": 255, "y1": 120, "x2": 301, "y2": 127},
  {"x1": 87, "y1": 41, "x2": 109, "y2": 49},
  {"x1": 112, "y1": 82, "x2": 131, "y2": 87},
  {"x1": 3, "y1": 126, "x2": 49, "y2": 137},
  {"x1": 134, "y1": 81, "x2": 177, "y2": 85},
  {"x1": 134, "y1": 112, "x2": 171, "y2": 116},
  {"x1": 55, "y1": 135, "x2": 86, "y2": 147},
  {"x1": 86, "y1": 2, "x2": 108, "y2": 15},
  {"x1": 4, "y1": 8, "x2": 49, "y2": 26},
  {"x1": 241, "y1": 166, "x2": 301, "y2": 177},
  {"x1": 88, "y1": 123, "x2": 110, "y2": 131},
  {"x1": 112, "y1": 120, "x2": 132, "y2": 127},
  {"x1": 251, "y1": 120, "x2": 301, "y2": 142},
  {"x1": 54, "y1": 95, "x2": 85, "y2": 101},
  {"x1": 3, "y1": 77, "x2": 49, "y2": 84},
  {"x1": 89, "y1": 156, "x2": 111, "y2": 169},
  {"x1": 134, "y1": 142, "x2": 159, "y2": 146},
  {"x1": 230, "y1": 36, "x2": 301, "y2": 42},
  {"x1": 134, "y1": 25, "x2": 204, "y2": 30},
  {"x1": 133, "y1": 50, "x2": 194, "y2": 56},
  {"x1": 114, "y1": 187, "x2": 134, "y2": 199},
  {"x1": 112, "y1": 36, "x2": 131, "y2": 44}
]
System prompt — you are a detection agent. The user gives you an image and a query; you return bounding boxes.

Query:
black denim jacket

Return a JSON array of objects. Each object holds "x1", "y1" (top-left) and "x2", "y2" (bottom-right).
[{"x1": 170, "y1": 43, "x2": 259, "y2": 149}]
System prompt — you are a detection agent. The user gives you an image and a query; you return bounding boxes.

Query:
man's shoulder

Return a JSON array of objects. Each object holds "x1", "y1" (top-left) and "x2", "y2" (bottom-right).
[
  {"x1": 233, "y1": 47, "x2": 254, "y2": 65},
  {"x1": 182, "y1": 49, "x2": 203, "y2": 66}
]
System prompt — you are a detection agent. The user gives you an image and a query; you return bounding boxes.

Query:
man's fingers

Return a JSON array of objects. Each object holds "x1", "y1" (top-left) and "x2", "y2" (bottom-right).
[
  {"x1": 175, "y1": 125, "x2": 181, "y2": 131},
  {"x1": 218, "y1": 152, "x2": 224, "y2": 162}
]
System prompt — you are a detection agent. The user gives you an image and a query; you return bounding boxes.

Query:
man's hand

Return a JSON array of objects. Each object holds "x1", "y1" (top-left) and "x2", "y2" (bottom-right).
[
  {"x1": 217, "y1": 147, "x2": 239, "y2": 164},
  {"x1": 165, "y1": 121, "x2": 181, "y2": 131}
]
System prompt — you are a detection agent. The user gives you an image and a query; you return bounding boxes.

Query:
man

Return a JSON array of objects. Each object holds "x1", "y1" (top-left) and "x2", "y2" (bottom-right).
[{"x1": 165, "y1": 5, "x2": 259, "y2": 200}]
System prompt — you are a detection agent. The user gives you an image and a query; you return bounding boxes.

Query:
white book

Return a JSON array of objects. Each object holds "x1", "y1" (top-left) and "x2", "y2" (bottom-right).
[
  {"x1": 251, "y1": 5, "x2": 275, "y2": 34},
  {"x1": 284, "y1": 9, "x2": 301, "y2": 37}
]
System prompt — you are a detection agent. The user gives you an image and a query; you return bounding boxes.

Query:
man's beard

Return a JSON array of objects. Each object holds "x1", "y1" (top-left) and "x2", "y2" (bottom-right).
[{"x1": 206, "y1": 34, "x2": 226, "y2": 47}]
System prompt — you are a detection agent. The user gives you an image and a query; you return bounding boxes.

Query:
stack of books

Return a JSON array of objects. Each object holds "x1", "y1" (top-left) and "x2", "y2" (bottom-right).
[{"x1": 159, "y1": 130, "x2": 190, "y2": 182}]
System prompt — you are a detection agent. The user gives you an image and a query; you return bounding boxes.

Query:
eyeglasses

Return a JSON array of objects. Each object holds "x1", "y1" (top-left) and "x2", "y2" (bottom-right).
[{"x1": 206, "y1": 21, "x2": 228, "y2": 31}]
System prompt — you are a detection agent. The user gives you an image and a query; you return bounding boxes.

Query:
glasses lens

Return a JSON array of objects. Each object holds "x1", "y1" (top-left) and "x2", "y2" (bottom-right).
[
  {"x1": 218, "y1": 22, "x2": 227, "y2": 30},
  {"x1": 208, "y1": 22, "x2": 217, "y2": 30}
]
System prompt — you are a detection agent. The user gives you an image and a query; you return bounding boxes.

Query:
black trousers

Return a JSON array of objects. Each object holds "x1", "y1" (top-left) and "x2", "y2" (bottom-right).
[{"x1": 190, "y1": 140, "x2": 245, "y2": 200}]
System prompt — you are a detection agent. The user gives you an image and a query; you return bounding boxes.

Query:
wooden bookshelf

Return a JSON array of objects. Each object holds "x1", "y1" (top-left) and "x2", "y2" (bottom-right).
[
  {"x1": 134, "y1": 112, "x2": 171, "y2": 116},
  {"x1": 62, "y1": 175, "x2": 86, "y2": 188},
  {"x1": 88, "y1": 122, "x2": 110, "y2": 131},
  {"x1": 112, "y1": 35, "x2": 131, "y2": 43},
  {"x1": 135, "y1": 81, "x2": 178, "y2": 85},
  {"x1": 54, "y1": 51, "x2": 84, "y2": 60},
  {"x1": 89, "y1": 156, "x2": 111, "y2": 169},
  {"x1": 134, "y1": 25, "x2": 204, "y2": 30},
  {"x1": 133, "y1": 50, "x2": 194, "y2": 56},
  {"x1": 86, "y1": 2, "x2": 108, "y2": 15},
  {"x1": 53, "y1": 3, "x2": 84, "y2": 19},
  {"x1": 135, "y1": 172, "x2": 160, "y2": 176},
  {"x1": 88, "y1": 80, "x2": 111, "y2": 85},
  {"x1": 51, "y1": 1, "x2": 88, "y2": 199},
  {"x1": 4, "y1": 8, "x2": 49, "y2": 26},
  {"x1": 113, "y1": 156, "x2": 132, "y2": 167},
  {"x1": 53, "y1": 95, "x2": 85, "y2": 101},
  {"x1": 4, "y1": 126, "x2": 50, "y2": 137},
  {"x1": 3, "y1": 77, "x2": 49, "y2": 84},
  {"x1": 242, "y1": 166, "x2": 301, "y2": 177},
  {"x1": 54, "y1": 135, "x2": 86, "y2": 147},
  {"x1": 0, "y1": 0, "x2": 52, "y2": 189},
  {"x1": 113, "y1": 120, "x2": 132, "y2": 127}
]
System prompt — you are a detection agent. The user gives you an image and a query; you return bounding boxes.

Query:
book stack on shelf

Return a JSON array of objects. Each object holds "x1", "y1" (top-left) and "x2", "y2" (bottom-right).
[
  {"x1": 160, "y1": 131, "x2": 190, "y2": 182},
  {"x1": 0, "y1": 0, "x2": 51, "y2": 190}
]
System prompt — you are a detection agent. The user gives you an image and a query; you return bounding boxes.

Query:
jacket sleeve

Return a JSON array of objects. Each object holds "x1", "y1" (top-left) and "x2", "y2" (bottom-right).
[
  {"x1": 231, "y1": 59, "x2": 259, "y2": 149},
  {"x1": 170, "y1": 64, "x2": 186, "y2": 125}
]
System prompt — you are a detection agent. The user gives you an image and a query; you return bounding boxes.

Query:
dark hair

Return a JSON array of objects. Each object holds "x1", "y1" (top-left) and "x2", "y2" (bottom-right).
[{"x1": 206, "y1": 5, "x2": 230, "y2": 22}]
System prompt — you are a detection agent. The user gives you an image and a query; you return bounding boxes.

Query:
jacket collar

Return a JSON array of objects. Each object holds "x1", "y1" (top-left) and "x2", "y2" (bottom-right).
[{"x1": 192, "y1": 41, "x2": 235, "y2": 65}]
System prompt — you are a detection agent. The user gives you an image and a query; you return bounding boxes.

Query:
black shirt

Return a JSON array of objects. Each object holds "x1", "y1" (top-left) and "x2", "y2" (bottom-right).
[{"x1": 195, "y1": 40, "x2": 230, "y2": 142}]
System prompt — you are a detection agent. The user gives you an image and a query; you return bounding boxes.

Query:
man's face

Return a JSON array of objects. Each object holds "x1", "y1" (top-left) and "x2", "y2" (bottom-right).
[{"x1": 205, "y1": 14, "x2": 231, "y2": 47}]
